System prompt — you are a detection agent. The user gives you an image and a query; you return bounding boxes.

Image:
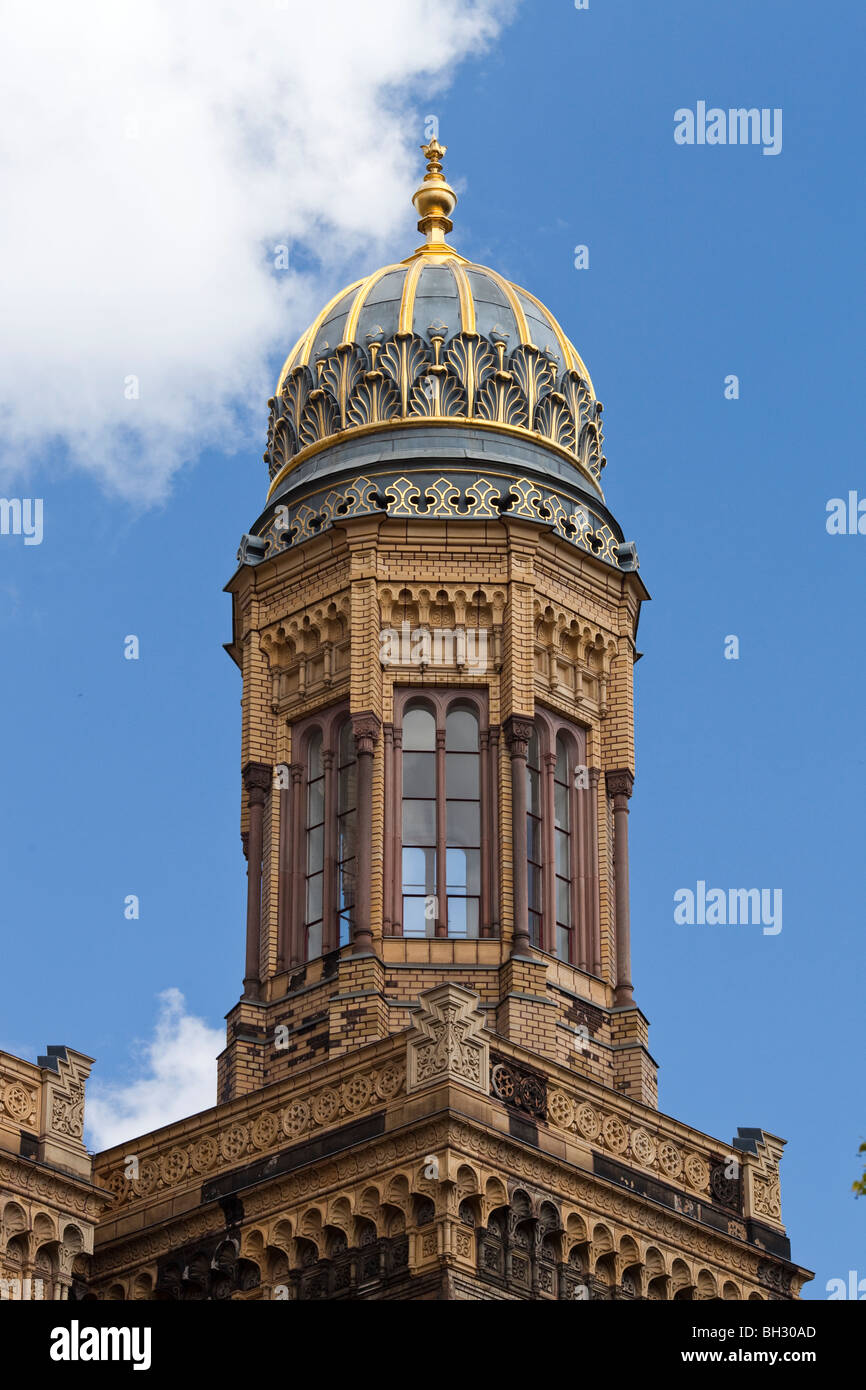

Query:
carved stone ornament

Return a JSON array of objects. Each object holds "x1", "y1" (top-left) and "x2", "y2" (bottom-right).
[{"x1": 406, "y1": 983, "x2": 490, "y2": 1097}]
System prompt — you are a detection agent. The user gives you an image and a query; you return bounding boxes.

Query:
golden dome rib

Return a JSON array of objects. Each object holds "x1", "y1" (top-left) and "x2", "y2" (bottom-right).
[
  {"x1": 447, "y1": 257, "x2": 476, "y2": 335},
  {"x1": 398, "y1": 255, "x2": 425, "y2": 335},
  {"x1": 476, "y1": 264, "x2": 532, "y2": 346},
  {"x1": 342, "y1": 263, "x2": 404, "y2": 345}
]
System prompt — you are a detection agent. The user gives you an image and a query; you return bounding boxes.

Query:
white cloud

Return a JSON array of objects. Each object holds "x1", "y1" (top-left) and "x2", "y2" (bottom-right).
[
  {"x1": 85, "y1": 988, "x2": 224, "y2": 1151},
  {"x1": 0, "y1": 0, "x2": 514, "y2": 501}
]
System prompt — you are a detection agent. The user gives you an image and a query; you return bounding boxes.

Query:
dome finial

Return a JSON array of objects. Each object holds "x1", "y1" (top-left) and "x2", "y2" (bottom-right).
[{"x1": 412, "y1": 138, "x2": 457, "y2": 248}]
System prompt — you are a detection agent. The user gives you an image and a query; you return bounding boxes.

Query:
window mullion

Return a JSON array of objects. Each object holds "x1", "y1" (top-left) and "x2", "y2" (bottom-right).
[
  {"x1": 572, "y1": 774, "x2": 586, "y2": 971},
  {"x1": 543, "y1": 751, "x2": 557, "y2": 957},
  {"x1": 435, "y1": 723, "x2": 447, "y2": 937},
  {"x1": 322, "y1": 744, "x2": 336, "y2": 953}
]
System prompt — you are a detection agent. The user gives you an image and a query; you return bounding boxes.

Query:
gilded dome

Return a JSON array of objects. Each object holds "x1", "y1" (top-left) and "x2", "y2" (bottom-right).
[{"x1": 264, "y1": 141, "x2": 607, "y2": 504}]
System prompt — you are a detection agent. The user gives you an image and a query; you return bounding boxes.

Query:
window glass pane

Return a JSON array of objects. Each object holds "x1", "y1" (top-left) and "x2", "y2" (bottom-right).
[
  {"x1": 338, "y1": 721, "x2": 355, "y2": 764},
  {"x1": 556, "y1": 875, "x2": 571, "y2": 926},
  {"x1": 446, "y1": 799, "x2": 480, "y2": 846},
  {"x1": 308, "y1": 730, "x2": 323, "y2": 780},
  {"x1": 554, "y1": 780, "x2": 569, "y2": 830},
  {"x1": 527, "y1": 765, "x2": 541, "y2": 817},
  {"x1": 307, "y1": 920, "x2": 322, "y2": 960},
  {"x1": 446, "y1": 752, "x2": 479, "y2": 799},
  {"x1": 403, "y1": 751, "x2": 436, "y2": 798},
  {"x1": 528, "y1": 911, "x2": 542, "y2": 948},
  {"x1": 527, "y1": 727, "x2": 540, "y2": 772},
  {"x1": 528, "y1": 863, "x2": 542, "y2": 911},
  {"x1": 447, "y1": 897, "x2": 479, "y2": 938},
  {"x1": 445, "y1": 707, "x2": 478, "y2": 751},
  {"x1": 337, "y1": 913, "x2": 351, "y2": 949},
  {"x1": 555, "y1": 828, "x2": 570, "y2": 877},
  {"x1": 527, "y1": 815, "x2": 542, "y2": 864},
  {"x1": 306, "y1": 823, "x2": 324, "y2": 874},
  {"x1": 307, "y1": 777, "x2": 324, "y2": 828},
  {"x1": 338, "y1": 862, "x2": 354, "y2": 911},
  {"x1": 337, "y1": 821, "x2": 356, "y2": 864},
  {"x1": 403, "y1": 706, "x2": 435, "y2": 750},
  {"x1": 338, "y1": 763, "x2": 356, "y2": 814},
  {"x1": 402, "y1": 846, "x2": 436, "y2": 894},
  {"x1": 403, "y1": 799, "x2": 436, "y2": 845},
  {"x1": 555, "y1": 734, "x2": 569, "y2": 784},
  {"x1": 306, "y1": 871, "x2": 322, "y2": 924},
  {"x1": 446, "y1": 847, "x2": 480, "y2": 894},
  {"x1": 403, "y1": 896, "x2": 432, "y2": 938},
  {"x1": 556, "y1": 926, "x2": 570, "y2": 963}
]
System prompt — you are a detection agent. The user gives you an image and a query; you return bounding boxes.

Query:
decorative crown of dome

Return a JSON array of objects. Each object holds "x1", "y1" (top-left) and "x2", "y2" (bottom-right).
[{"x1": 264, "y1": 142, "x2": 607, "y2": 501}]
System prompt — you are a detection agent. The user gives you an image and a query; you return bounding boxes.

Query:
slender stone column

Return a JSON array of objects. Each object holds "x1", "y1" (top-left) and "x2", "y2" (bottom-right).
[
  {"x1": 542, "y1": 749, "x2": 557, "y2": 957},
  {"x1": 392, "y1": 725, "x2": 403, "y2": 934},
  {"x1": 505, "y1": 717, "x2": 534, "y2": 957},
  {"x1": 242, "y1": 761, "x2": 271, "y2": 999},
  {"x1": 351, "y1": 713, "x2": 381, "y2": 954},
  {"x1": 588, "y1": 767, "x2": 603, "y2": 976},
  {"x1": 480, "y1": 729, "x2": 490, "y2": 935},
  {"x1": 488, "y1": 725, "x2": 501, "y2": 936},
  {"x1": 435, "y1": 726, "x2": 447, "y2": 938},
  {"x1": 289, "y1": 762, "x2": 304, "y2": 965},
  {"x1": 382, "y1": 725, "x2": 393, "y2": 936},
  {"x1": 606, "y1": 769, "x2": 635, "y2": 1005}
]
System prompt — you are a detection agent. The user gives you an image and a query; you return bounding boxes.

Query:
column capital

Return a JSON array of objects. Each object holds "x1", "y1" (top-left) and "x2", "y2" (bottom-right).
[
  {"x1": 351, "y1": 711, "x2": 381, "y2": 756},
  {"x1": 504, "y1": 715, "x2": 533, "y2": 755},
  {"x1": 243, "y1": 761, "x2": 272, "y2": 804},
  {"x1": 606, "y1": 768, "x2": 634, "y2": 804}
]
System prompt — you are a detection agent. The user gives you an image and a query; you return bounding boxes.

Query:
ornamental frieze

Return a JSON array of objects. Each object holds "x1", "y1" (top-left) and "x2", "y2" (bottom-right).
[
  {"x1": 264, "y1": 331, "x2": 606, "y2": 490},
  {"x1": 247, "y1": 471, "x2": 626, "y2": 571},
  {"x1": 96, "y1": 1058, "x2": 406, "y2": 1209}
]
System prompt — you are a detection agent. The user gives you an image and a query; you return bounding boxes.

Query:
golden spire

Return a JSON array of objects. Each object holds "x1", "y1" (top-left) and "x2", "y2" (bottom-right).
[{"x1": 411, "y1": 139, "x2": 457, "y2": 248}]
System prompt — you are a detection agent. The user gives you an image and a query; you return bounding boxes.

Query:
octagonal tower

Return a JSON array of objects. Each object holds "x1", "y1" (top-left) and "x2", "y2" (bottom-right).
[{"x1": 222, "y1": 140, "x2": 651, "y2": 1106}]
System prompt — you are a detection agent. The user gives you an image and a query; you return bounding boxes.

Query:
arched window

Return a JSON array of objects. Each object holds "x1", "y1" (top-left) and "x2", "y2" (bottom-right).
[
  {"x1": 554, "y1": 734, "x2": 573, "y2": 963},
  {"x1": 402, "y1": 706, "x2": 436, "y2": 937},
  {"x1": 445, "y1": 707, "x2": 480, "y2": 939},
  {"x1": 398, "y1": 694, "x2": 487, "y2": 938},
  {"x1": 525, "y1": 714, "x2": 599, "y2": 969},
  {"x1": 336, "y1": 720, "x2": 356, "y2": 949},
  {"x1": 304, "y1": 730, "x2": 325, "y2": 960},
  {"x1": 295, "y1": 710, "x2": 357, "y2": 962},
  {"x1": 526, "y1": 729, "x2": 543, "y2": 949}
]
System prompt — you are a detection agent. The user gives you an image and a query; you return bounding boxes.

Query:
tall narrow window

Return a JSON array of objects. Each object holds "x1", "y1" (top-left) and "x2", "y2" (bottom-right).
[
  {"x1": 304, "y1": 730, "x2": 324, "y2": 960},
  {"x1": 336, "y1": 720, "x2": 356, "y2": 948},
  {"x1": 526, "y1": 728, "x2": 543, "y2": 949},
  {"x1": 553, "y1": 734, "x2": 573, "y2": 962},
  {"x1": 402, "y1": 705, "x2": 437, "y2": 937},
  {"x1": 445, "y1": 707, "x2": 480, "y2": 938},
  {"x1": 523, "y1": 715, "x2": 596, "y2": 968}
]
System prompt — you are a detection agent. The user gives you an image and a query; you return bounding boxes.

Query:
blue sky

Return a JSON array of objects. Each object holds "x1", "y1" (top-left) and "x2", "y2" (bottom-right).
[{"x1": 1, "y1": 0, "x2": 862, "y2": 1298}]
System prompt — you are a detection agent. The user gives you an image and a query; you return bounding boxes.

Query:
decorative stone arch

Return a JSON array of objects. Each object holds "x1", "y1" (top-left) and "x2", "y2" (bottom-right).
[
  {"x1": 356, "y1": 1184, "x2": 382, "y2": 1223},
  {"x1": 482, "y1": 1176, "x2": 508, "y2": 1224},
  {"x1": 619, "y1": 1234, "x2": 643, "y2": 1299},
  {"x1": 671, "y1": 1257, "x2": 695, "y2": 1301},
  {"x1": 644, "y1": 1245, "x2": 670, "y2": 1301},
  {"x1": 723, "y1": 1280, "x2": 742, "y2": 1300},
  {"x1": 131, "y1": 1271, "x2": 154, "y2": 1301}
]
